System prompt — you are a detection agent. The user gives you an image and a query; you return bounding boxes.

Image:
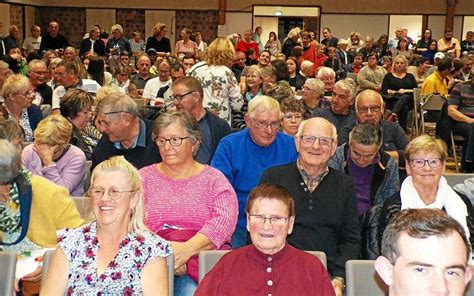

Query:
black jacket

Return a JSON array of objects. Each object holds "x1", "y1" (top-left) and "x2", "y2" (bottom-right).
[{"x1": 79, "y1": 38, "x2": 106, "y2": 57}]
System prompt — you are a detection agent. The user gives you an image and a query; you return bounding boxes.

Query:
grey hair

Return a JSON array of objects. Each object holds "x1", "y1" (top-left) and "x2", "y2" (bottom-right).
[
  {"x1": 152, "y1": 110, "x2": 201, "y2": 145},
  {"x1": 349, "y1": 123, "x2": 382, "y2": 146},
  {"x1": 304, "y1": 78, "x2": 325, "y2": 96},
  {"x1": 96, "y1": 93, "x2": 138, "y2": 118},
  {"x1": 334, "y1": 78, "x2": 358, "y2": 98},
  {"x1": 317, "y1": 67, "x2": 336, "y2": 79},
  {"x1": 27, "y1": 59, "x2": 47, "y2": 72},
  {"x1": 0, "y1": 140, "x2": 21, "y2": 184}
]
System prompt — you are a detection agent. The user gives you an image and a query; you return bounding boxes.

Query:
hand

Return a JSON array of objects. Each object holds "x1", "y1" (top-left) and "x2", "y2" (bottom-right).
[
  {"x1": 15, "y1": 256, "x2": 43, "y2": 292},
  {"x1": 169, "y1": 241, "x2": 193, "y2": 270},
  {"x1": 332, "y1": 279, "x2": 343, "y2": 296},
  {"x1": 174, "y1": 263, "x2": 187, "y2": 276},
  {"x1": 33, "y1": 143, "x2": 57, "y2": 167}
]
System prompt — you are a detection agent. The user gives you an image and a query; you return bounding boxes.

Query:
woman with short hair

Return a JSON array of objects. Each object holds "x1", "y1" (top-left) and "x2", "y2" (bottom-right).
[
  {"x1": 21, "y1": 114, "x2": 87, "y2": 196},
  {"x1": 146, "y1": 22, "x2": 171, "y2": 54},
  {"x1": 140, "y1": 110, "x2": 238, "y2": 296},
  {"x1": 2, "y1": 74, "x2": 43, "y2": 142}
]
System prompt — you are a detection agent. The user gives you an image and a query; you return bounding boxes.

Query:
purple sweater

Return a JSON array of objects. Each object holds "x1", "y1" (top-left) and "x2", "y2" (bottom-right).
[{"x1": 22, "y1": 144, "x2": 87, "y2": 196}]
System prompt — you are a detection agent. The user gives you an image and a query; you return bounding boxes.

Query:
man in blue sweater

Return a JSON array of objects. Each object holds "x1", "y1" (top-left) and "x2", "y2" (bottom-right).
[{"x1": 211, "y1": 95, "x2": 298, "y2": 248}]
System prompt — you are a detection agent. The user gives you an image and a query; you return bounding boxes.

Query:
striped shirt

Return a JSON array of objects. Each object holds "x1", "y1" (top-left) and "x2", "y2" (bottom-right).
[{"x1": 449, "y1": 81, "x2": 474, "y2": 118}]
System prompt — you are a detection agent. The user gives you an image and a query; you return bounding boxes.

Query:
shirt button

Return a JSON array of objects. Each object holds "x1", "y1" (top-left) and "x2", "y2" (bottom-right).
[
  {"x1": 304, "y1": 188, "x2": 308, "y2": 192},
  {"x1": 309, "y1": 199, "x2": 313, "y2": 203},
  {"x1": 268, "y1": 280, "x2": 273, "y2": 286},
  {"x1": 267, "y1": 267, "x2": 272, "y2": 273},
  {"x1": 268, "y1": 294, "x2": 272, "y2": 296},
  {"x1": 309, "y1": 206, "x2": 313, "y2": 210},
  {"x1": 300, "y1": 182, "x2": 304, "y2": 186},
  {"x1": 267, "y1": 256, "x2": 272, "y2": 262}
]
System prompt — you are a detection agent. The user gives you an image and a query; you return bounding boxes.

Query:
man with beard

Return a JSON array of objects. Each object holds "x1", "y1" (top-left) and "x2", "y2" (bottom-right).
[{"x1": 438, "y1": 28, "x2": 461, "y2": 59}]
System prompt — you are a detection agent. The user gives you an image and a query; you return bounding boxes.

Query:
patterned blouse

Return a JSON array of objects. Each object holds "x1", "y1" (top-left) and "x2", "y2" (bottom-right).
[
  {"x1": 189, "y1": 61, "x2": 243, "y2": 125},
  {"x1": 58, "y1": 222, "x2": 172, "y2": 295},
  {"x1": 7, "y1": 108, "x2": 33, "y2": 142}
]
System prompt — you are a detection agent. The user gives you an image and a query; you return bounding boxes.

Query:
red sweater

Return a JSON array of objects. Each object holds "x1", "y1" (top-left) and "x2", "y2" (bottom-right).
[{"x1": 235, "y1": 40, "x2": 260, "y2": 56}]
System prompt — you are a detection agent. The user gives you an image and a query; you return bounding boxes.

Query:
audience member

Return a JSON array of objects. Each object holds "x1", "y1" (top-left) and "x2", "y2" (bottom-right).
[
  {"x1": 381, "y1": 55, "x2": 417, "y2": 131},
  {"x1": 181, "y1": 54, "x2": 196, "y2": 74},
  {"x1": 448, "y1": 78, "x2": 474, "y2": 172},
  {"x1": 0, "y1": 119, "x2": 23, "y2": 152},
  {"x1": 92, "y1": 93, "x2": 161, "y2": 169},
  {"x1": 461, "y1": 31, "x2": 474, "y2": 56},
  {"x1": 0, "y1": 60, "x2": 13, "y2": 93},
  {"x1": 339, "y1": 90, "x2": 408, "y2": 165},
  {"x1": 260, "y1": 117, "x2": 360, "y2": 295},
  {"x1": 2, "y1": 74, "x2": 43, "y2": 141},
  {"x1": 375, "y1": 209, "x2": 473, "y2": 296},
  {"x1": 79, "y1": 26, "x2": 105, "y2": 58},
  {"x1": 422, "y1": 40, "x2": 439, "y2": 64},
  {"x1": 348, "y1": 53, "x2": 363, "y2": 74},
  {"x1": 231, "y1": 51, "x2": 246, "y2": 83},
  {"x1": 407, "y1": 56, "x2": 431, "y2": 87},
  {"x1": 188, "y1": 37, "x2": 243, "y2": 125},
  {"x1": 321, "y1": 27, "x2": 339, "y2": 49},
  {"x1": 0, "y1": 139, "x2": 84, "y2": 294},
  {"x1": 391, "y1": 38, "x2": 413, "y2": 64},
  {"x1": 388, "y1": 27, "x2": 403, "y2": 50},
  {"x1": 381, "y1": 55, "x2": 393, "y2": 73},
  {"x1": 211, "y1": 95, "x2": 298, "y2": 247},
  {"x1": 459, "y1": 56, "x2": 473, "y2": 81},
  {"x1": 59, "y1": 89, "x2": 100, "y2": 160},
  {"x1": 376, "y1": 135, "x2": 474, "y2": 255},
  {"x1": 348, "y1": 31, "x2": 364, "y2": 53},
  {"x1": 146, "y1": 22, "x2": 171, "y2": 54},
  {"x1": 301, "y1": 31, "x2": 317, "y2": 65},
  {"x1": 281, "y1": 27, "x2": 301, "y2": 59},
  {"x1": 196, "y1": 184, "x2": 334, "y2": 295},
  {"x1": 252, "y1": 26, "x2": 264, "y2": 52},
  {"x1": 376, "y1": 34, "x2": 391, "y2": 58},
  {"x1": 233, "y1": 65, "x2": 262, "y2": 129},
  {"x1": 236, "y1": 29, "x2": 260, "y2": 58},
  {"x1": 110, "y1": 65, "x2": 139, "y2": 99},
  {"x1": 22, "y1": 25, "x2": 42, "y2": 55},
  {"x1": 140, "y1": 110, "x2": 238, "y2": 295},
  {"x1": 300, "y1": 78, "x2": 328, "y2": 118},
  {"x1": 28, "y1": 59, "x2": 53, "y2": 107},
  {"x1": 313, "y1": 78, "x2": 357, "y2": 133},
  {"x1": 358, "y1": 36, "x2": 377, "y2": 61},
  {"x1": 42, "y1": 156, "x2": 171, "y2": 295},
  {"x1": 87, "y1": 55, "x2": 111, "y2": 86},
  {"x1": 175, "y1": 27, "x2": 198, "y2": 59},
  {"x1": 22, "y1": 114, "x2": 86, "y2": 196},
  {"x1": 130, "y1": 54, "x2": 155, "y2": 94},
  {"x1": 415, "y1": 29, "x2": 433, "y2": 54},
  {"x1": 194, "y1": 31, "x2": 207, "y2": 56},
  {"x1": 51, "y1": 60, "x2": 101, "y2": 112},
  {"x1": 286, "y1": 56, "x2": 305, "y2": 90},
  {"x1": 260, "y1": 65, "x2": 278, "y2": 92},
  {"x1": 3, "y1": 25, "x2": 20, "y2": 53},
  {"x1": 39, "y1": 21, "x2": 70, "y2": 53},
  {"x1": 300, "y1": 60, "x2": 315, "y2": 78},
  {"x1": 421, "y1": 57, "x2": 453, "y2": 95},
  {"x1": 143, "y1": 58, "x2": 172, "y2": 106},
  {"x1": 172, "y1": 76, "x2": 231, "y2": 164},
  {"x1": 314, "y1": 44, "x2": 328, "y2": 72},
  {"x1": 280, "y1": 98, "x2": 304, "y2": 136},
  {"x1": 357, "y1": 52, "x2": 387, "y2": 92},
  {"x1": 438, "y1": 28, "x2": 461, "y2": 59},
  {"x1": 336, "y1": 38, "x2": 350, "y2": 77},
  {"x1": 264, "y1": 31, "x2": 281, "y2": 55},
  {"x1": 129, "y1": 31, "x2": 146, "y2": 55}
]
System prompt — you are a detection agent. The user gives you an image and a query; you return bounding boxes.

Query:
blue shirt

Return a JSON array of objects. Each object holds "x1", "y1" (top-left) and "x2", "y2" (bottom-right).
[
  {"x1": 211, "y1": 129, "x2": 299, "y2": 228},
  {"x1": 113, "y1": 118, "x2": 146, "y2": 149}
]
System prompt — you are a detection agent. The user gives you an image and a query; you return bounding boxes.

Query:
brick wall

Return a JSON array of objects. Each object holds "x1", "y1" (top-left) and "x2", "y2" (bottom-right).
[
  {"x1": 116, "y1": 9, "x2": 145, "y2": 40},
  {"x1": 10, "y1": 4, "x2": 23, "y2": 41},
  {"x1": 175, "y1": 10, "x2": 218, "y2": 45},
  {"x1": 37, "y1": 7, "x2": 86, "y2": 48}
]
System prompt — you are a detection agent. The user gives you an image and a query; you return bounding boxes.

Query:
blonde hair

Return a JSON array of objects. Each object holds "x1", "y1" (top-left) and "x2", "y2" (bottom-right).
[
  {"x1": 247, "y1": 95, "x2": 281, "y2": 118},
  {"x1": 111, "y1": 24, "x2": 123, "y2": 34},
  {"x1": 2, "y1": 74, "x2": 31, "y2": 100},
  {"x1": 34, "y1": 114, "x2": 72, "y2": 146},
  {"x1": 287, "y1": 27, "x2": 301, "y2": 39},
  {"x1": 95, "y1": 85, "x2": 121, "y2": 103},
  {"x1": 404, "y1": 135, "x2": 448, "y2": 161},
  {"x1": 304, "y1": 78, "x2": 325, "y2": 96},
  {"x1": 89, "y1": 156, "x2": 148, "y2": 232},
  {"x1": 152, "y1": 22, "x2": 166, "y2": 36},
  {"x1": 392, "y1": 55, "x2": 409, "y2": 69},
  {"x1": 204, "y1": 37, "x2": 235, "y2": 66}
]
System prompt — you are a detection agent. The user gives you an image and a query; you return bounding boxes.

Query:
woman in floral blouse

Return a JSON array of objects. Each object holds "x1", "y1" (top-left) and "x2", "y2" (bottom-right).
[
  {"x1": 188, "y1": 37, "x2": 243, "y2": 125},
  {"x1": 41, "y1": 156, "x2": 171, "y2": 295}
]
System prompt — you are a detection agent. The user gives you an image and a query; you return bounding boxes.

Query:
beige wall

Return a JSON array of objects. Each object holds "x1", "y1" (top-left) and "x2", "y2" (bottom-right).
[
  {"x1": 321, "y1": 14, "x2": 389, "y2": 43},
  {"x1": 225, "y1": 12, "x2": 252, "y2": 38},
  {"x1": 145, "y1": 10, "x2": 176, "y2": 48},
  {"x1": 0, "y1": 3, "x2": 11, "y2": 37},
  {"x1": 86, "y1": 9, "x2": 116, "y2": 34},
  {"x1": 253, "y1": 17, "x2": 278, "y2": 45},
  {"x1": 428, "y1": 15, "x2": 464, "y2": 41}
]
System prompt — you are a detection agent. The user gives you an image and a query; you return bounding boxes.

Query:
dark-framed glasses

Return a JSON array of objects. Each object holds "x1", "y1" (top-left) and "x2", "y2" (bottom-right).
[
  {"x1": 248, "y1": 214, "x2": 289, "y2": 226},
  {"x1": 88, "y1": 187, "x2": 137, "y2": 200},
  {"x1": 155, "y1": 136, "x2": 189, "y2": 147},
  {"x1": 299, "y1": 135, "x2": 334, "y2": 147},
  {"x1": 170, "y1": 91, "x2": 195, "y2": 101},
  {"x1": 251, "y1": 117, "x2": 280, "y2": 130},
  {"x1": 409, "y1": 158, "x2": 444, "y2": 168}
]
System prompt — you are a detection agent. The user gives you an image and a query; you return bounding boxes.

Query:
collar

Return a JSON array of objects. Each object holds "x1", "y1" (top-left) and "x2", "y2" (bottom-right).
[
  {"x1": 113, "y1": 118, "x2": 146, "y2": 149},
  {"x1": 248, "y1": 243, "x2": 290, "y2": 262},
  {"x1": 297, "y1": 158, "x2": 329, "y2": 181}
]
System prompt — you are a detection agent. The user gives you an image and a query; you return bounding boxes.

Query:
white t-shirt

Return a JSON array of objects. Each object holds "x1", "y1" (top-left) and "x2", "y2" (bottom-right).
[
  {"x1": 52, "y1": 79, "x2": 101, "y2": 110},
  {"x1": 142, "y1": 77, "x2": 171, "y2": 105},
  {"x1": 22, "y1": 37, "x2": 42, "y2": 53}
]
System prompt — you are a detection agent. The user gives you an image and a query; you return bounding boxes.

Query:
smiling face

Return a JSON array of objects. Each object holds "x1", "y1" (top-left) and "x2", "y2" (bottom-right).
[
  {"x1": 286, "y1": 59, "x2": 297, "y2": 74},
  {"x1": 247, "y1": 198, "x2": 294, "y2": 255},
  {"x1": 71, "y1": 106, "x2": 93, "y2": 130},
  {"x1": 245, "y1": 70, "x2": 262, "y2": 91},
  {"x1": 385, "y1": 232, "x2": 471, "y2": 296},
  {"x1": 91, "y1": 170, "x2": 138, "y2": 228},
  {"x1": 296, "y1": 119, "x2": 336, "y2": 170},
  {"x1": 29, "y1": 63, "x2": 48, "y2": 87},
  {"x1": 259, "y1": 51, "x2": 271, "y2": 67},
  {"x1": 406, "y1": 149, "x2": 445, "y2": 190}
]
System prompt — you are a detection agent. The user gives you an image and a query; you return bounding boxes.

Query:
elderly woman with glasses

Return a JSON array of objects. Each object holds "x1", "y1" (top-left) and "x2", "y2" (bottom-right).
[
  {"x1": 375, "y1": 135, "x2": 474, "y2": 255},
  {"x1": 41, "y1": 156, "x2": 171, "y2": 295},
  {"x1": 2, "y1": 74, "x2": 43, "y2": 142},
  {"x1": 0, "y1": 139, "x2": 84, "y2": 294},
  {"x1": 196, "y1": 184, "x2": 334, "y2": 295},
  {"x1": 139, "y1": 110, "x2": 238, "y2": 296},
  {"x1": 21, "y1": 114, "x2": 87, "y2": 196},
  {"x1": 301, "y1": 78, "x2": 330, "y2": 119}
]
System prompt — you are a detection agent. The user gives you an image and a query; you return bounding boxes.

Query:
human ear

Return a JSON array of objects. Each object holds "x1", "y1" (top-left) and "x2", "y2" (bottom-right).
[{"x1": 374, "y1": 256, "x2": 394, "y2": 286}]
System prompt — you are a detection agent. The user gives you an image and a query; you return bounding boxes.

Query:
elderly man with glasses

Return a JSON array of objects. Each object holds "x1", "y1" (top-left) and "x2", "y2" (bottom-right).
[
  {"x1": 260, "y1": 117, "x2": 360, "y2": 296},
  {"x1": 211, "y1": 95, "x2": 298, "y2": 248},
  {"x1": 92, "y1": 92, "x2": 161, "y2": 169}
]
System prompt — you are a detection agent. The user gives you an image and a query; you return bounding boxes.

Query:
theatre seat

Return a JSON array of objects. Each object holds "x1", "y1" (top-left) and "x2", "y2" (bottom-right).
[
  {"x1": 0, "y1": 251, "x2": 16, "y2": 296},
  {"x1": 345, "y1": 260, "x2": 388, "y2": 296}
]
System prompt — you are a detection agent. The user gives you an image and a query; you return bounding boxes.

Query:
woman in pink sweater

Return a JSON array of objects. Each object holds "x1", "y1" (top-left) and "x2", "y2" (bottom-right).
[{"x1": 139, "y1": 110, "x2": 238, "y2": 296}]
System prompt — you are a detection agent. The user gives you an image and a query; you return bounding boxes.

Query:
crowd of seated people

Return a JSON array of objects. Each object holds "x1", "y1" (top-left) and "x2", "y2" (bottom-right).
[{"x1": 0, "y1": 19, "x2": 473, "y2": 295}]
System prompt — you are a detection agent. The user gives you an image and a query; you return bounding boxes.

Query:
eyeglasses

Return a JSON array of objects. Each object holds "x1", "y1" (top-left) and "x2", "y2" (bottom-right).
[
  {"x1": 351, "y1": 149, "x2": 378, "y2": 160},
  {"x1": 155, "y1": 136, "x2": 189, "y2": 147},
  {"x1": 302, "y1": 86, "x2": 316, "y2": 92},
  {"x1": 283, "y1": 114, "x2": 303, "y2": 121},
  {"x1": 88, "y1": 187, "x2": 137, "y2": 200},
  {"x1": 251, "y1": 117, "x2": 280, "y2": 130},
  {"x1": 171, "y1": 91, "x2": 195, "y2": 101},
  {"x1": 16, "y1": 90, "x2": 35, "y2": 98},
  {"x1": 357, "y1": 105, "x2": 382, "y2": 114},
  {"x1": 299, "y1": 135, "x2": 334, "y2": 147},
  {"x1": 103, "y1": 110, "x2": 126, "y2": 116},
  {"x1": 409, "y1": 158, "x2": 444, "y2": 168},
  {"x1": 248, "y1": 214, "x2": 289, "y2": 226}
]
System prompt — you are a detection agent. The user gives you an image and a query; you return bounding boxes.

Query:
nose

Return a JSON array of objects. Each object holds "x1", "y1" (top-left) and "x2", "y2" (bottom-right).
[{"x1": 429, "y1": 274, "x2": 448, "y2": 295}]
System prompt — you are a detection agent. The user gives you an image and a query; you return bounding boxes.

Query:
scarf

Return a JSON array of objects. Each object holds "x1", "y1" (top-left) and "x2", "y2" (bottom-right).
[{"x1": 401, "y1": 176, "x2": 470, "y2": 242}]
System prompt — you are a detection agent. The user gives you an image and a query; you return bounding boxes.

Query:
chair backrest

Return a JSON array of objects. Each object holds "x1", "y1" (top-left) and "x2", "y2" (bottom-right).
[
  {"x1": 72, "y1": 196, "x2": 88, "y2": 218},
  {"x1": 345, "y1": 260, "x2": 388, "y2": 296},
  {"x1": 305, "y1": 250, "x2": 327, "y2": 269},
  {"x1": 166, "y1": 253, "x2": 174, "y2": 296},
  {"x1": 0, "y1": 251, "x2": 17, "y2": 296},
  {"x1": 444, "y1": 173, "x2": 474, "y2": 188},
  {"x1": 198, "y1": 250, "x2": 230, "y2": 282},
  {"x1": 41, "y1": 249, "x2": 55, "y2": 286},
  {"x1": 83, "y1": 160, "x2": 93, "y2": 192},
  {"x1": 422, "y1": 94, "x2": 447, "y2": 111}
]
